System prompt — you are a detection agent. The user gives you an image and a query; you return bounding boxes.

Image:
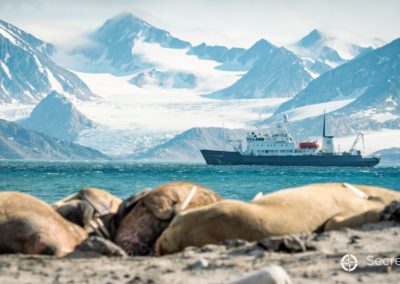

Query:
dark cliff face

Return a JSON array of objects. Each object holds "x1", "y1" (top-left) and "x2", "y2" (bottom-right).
[{"x1": 0, "y1": 119, "x2": 109, "y2": 160}]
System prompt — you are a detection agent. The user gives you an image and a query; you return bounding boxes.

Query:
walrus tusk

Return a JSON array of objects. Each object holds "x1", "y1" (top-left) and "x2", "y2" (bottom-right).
[
  {"x1": 94, "y1": 218, "x2": 111, "y2": 240},
  {"x1": 88, "y1": 219, "x2": 103, "y2": 237},
  {"x1": 342, "y1": 183, "x2": 369, "y2": 199},
  {"x1": 80, "y1": 193, "x2": 109, "y2": 216},
  {"x1": 52, "y1": 193, "x2": 79, "y2": 208},
  {"x1": 251, "y1": 192, "x2": 263, "y2": 201},
  {"x1": 181, "y1": 186, "x2": 198, "y2": 211}
]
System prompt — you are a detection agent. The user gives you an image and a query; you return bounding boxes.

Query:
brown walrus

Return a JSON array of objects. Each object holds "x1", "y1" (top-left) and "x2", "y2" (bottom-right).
[
  {"x1": 52, "y1": 188, "x2": 122, "y2": 238},
  {"x1": 156, "y1": 183, "x2": 400, "y2": 255},
  {"x1": 0, "y1": 192, "x2": 87, "y2": 256},
  {"x1": 114, "y1": 182, "x2": 222, "y2": 255}
]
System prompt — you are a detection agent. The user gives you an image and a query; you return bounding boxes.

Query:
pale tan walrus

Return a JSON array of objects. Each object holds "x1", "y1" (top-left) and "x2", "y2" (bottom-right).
[
  {"x1": 52, "y1": 188, "x2": 122, "y2": 238},
  {"x1": 156, "y1": 183, "x2": 400, "y2": 255},
  {"x1": 114, "y1": 182, "x2": 222, "y2": 255},
  {"x1": 0, "y1": 192, "x2": 87, "y2": 256}
]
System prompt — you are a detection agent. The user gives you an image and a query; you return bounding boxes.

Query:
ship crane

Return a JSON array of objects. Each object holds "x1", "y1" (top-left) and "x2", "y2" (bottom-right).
[
  {"x1": 350, "y1": 133, "x2": 365, "y2": 155},
  {"x1": 227, "y1": 139, "x2": 243, "y2": 153}
]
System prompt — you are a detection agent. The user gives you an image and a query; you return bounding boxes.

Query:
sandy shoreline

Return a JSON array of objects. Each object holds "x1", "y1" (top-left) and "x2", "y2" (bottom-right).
[{"x1": 1, "y1": 222, "x2": 399, "y2": 283}]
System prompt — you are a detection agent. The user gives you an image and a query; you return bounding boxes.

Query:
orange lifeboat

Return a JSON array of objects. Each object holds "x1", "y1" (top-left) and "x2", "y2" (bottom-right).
[{"x1": 299, "y1": 142, "x2": 319, "y2": 149}]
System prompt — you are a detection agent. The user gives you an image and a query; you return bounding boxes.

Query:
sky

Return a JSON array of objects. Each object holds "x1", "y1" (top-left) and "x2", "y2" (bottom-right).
[{"x1": 0, "y1": 0, "x2": 399, "y2": 48}]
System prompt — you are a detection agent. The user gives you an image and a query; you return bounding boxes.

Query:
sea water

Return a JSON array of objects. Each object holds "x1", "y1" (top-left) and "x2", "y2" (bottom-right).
[{"x1": 0, "y1": 161, "x2": 399, "y2": 203}]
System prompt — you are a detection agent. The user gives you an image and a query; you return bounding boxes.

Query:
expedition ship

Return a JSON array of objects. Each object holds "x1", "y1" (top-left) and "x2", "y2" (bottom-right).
[{"x1": 200, "y1": 114, "x2": 380, "y2": 167}]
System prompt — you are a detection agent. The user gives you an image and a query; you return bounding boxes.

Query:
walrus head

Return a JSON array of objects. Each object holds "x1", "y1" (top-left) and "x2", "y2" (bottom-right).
[
  {"x1": 52, "y1": 188, "x2": 122, "y2": 238},
  {"x1": 114, "y1": 182, "x2": 222, "y2": 256}
]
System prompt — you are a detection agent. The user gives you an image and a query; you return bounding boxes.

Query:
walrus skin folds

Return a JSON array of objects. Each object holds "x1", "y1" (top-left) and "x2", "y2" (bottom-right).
[
  {"x1": 156, "y1": 183, "x2": 400, "y2": 255},
  {"x1": 0, "y1": 192, "x2": 87, "y2": 256},
  {"x1": 114, "y1": 181, "x2": 222, "y2": 255}
]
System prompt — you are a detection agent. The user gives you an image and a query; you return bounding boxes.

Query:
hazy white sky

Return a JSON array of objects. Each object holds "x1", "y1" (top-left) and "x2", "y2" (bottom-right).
[{"x1": 0, "y1": 0, "x2": 399, "y2": 48}]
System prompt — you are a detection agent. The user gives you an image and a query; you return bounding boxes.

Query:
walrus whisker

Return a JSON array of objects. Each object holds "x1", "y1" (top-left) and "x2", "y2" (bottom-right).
[
  {"x1": 180, "y1": 186, "x2": 197, "y2": 211},
  {"x1": 342, "y1": 183, "x2": 369, "y2": 199}
]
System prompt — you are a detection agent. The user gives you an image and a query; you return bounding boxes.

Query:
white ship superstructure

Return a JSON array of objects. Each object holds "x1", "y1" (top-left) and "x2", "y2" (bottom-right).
[{"x1": 243, "y1": 115, "x2": 320, "y2": 156}]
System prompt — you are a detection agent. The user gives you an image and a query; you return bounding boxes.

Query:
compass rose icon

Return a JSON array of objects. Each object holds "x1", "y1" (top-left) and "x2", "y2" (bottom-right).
[{"x1": 341, "y1": 254, "x2": 358, "y2": 272}]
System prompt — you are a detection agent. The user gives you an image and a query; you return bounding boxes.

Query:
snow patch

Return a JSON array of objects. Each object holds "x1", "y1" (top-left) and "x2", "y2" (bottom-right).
[
  {"x1": 131, "y1": 41, "x2": 242, "y2": 92},
  {"x1": 280, "y1": 99, "x2": 355, "y2": 122},
  {"x1": 0, "y1": 27, "x2": 17, "y2": 45},
  {"x1": 45, "y1": 68, "x2": 64, "y2": 93},
  {"x1": 371, "y1": 112, "x2": 399, "y2": 123},
  {"x1": 0, "y1": 61, "x2": 12, "y2": 79}
]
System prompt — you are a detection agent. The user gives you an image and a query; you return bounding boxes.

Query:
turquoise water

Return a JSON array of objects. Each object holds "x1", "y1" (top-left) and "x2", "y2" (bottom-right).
[{"x1": 0, "y1": 161, "x2": 399, "y2": 203}]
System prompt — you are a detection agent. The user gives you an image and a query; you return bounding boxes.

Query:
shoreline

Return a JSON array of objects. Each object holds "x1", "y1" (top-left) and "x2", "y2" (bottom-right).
[{"x1": 1, "y1": 222, "x2": 399, "y2": 283}]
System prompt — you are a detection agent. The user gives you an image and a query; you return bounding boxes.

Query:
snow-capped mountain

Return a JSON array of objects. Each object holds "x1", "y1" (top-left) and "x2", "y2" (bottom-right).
[
  {"x1": 189, "y1": 39, "x2": 281, "y2": 72},
  {"x1": 0, "y1": 119, "x2": 109, "y2": 160},
  {"x1": 269, "y1": 38, "x2": 400, "y2": 138},
  {"x1": 19, "y1": 91, "x2": 95, "y2": 142},
  {"x1": 133, "y1": 127, "x2": 246, "y2": 162},
  {"x1": 289, "y1": 29, "x2": 382, "y2": 67},
  {"x1": 72, "y1": 12, "x2": 191, "y2": 75},
  {"x1": 207, "y1": 47, "x2": 331, "y2": 99},
  {"x1": 0, "y1": 19, "x2": 93, "y2": 104},
  {"x1": 237, "y1": 39, "x2": 277, "y2": 68}
]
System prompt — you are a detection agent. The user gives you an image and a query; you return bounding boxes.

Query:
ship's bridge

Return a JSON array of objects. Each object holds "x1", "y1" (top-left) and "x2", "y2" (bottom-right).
[{"x1": 243, "y1": 117, "x2": 321, "y2": 156}]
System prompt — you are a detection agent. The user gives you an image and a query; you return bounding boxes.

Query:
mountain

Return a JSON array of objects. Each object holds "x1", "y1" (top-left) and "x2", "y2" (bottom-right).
[
  {"x1": 0, "y1": 119, "x2": 109, "y2": 160},
  {"x1": 0, "y1": 19, "x2": 93, "y2": 104},
  {"x1": 189, "y1": 39, "x2": 278, "y2": 71},
  {"x1": 133, "y1": 127, "x2": 246, "y2": 162},
  {"x1": 207, "y1": 47, "x2": 330, "y2": 99},
  {"x1": 129, "y1": 68, "x2": 197, "y2": 89},
  {"x1": 72, "y1": 12, "x2": 191, "y2": 75},
  {"x1": 289, "y1": 29, "x2": 381, "y2": 67},
  {"x1": 237, "y1": 39, "x2": 277, "y2": 67},
  {"x1": 19, "y1": 91, "x2": 95, "y2": 142},
  {"x1": 369, "y1": 147, "x2": 400, "y2": 165},
  {"x1": 71, "y1": 12, "x2": 284, "y2": 77},
  {"x1": 274, "y1": 38, "x2": 400, "y2": 114},
  {"x1": 187, "y1": 43, "x2": 245, "y2": 64},
  {"x1": 269, "y1": 38, "x2": 400, "y2": 137}
]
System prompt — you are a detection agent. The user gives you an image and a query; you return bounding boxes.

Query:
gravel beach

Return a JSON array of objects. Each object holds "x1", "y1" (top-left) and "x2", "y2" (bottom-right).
[{"x1": 1, "y1": 222, "x2": 399, "y2": 283}]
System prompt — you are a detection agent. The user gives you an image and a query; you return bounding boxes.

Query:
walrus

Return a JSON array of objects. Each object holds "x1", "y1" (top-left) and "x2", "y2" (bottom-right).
[
  {"x1": 52, "y1": 188, "x2": 122, "y2": 238},
  {"x1": 114, "y1": 182, "x2": 222, "y2": 255},
  {"x1": 156, "y1": 183, "x2": 400, "y2": 255},
  {"x1": 0, "y1": 192, "x2": 87, "y2": 256}
]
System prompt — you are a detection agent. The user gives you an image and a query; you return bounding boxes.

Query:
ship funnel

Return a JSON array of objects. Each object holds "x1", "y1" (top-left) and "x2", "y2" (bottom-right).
[{"x1": 321, "y1": 111, "x2": 335, "y2": 154}]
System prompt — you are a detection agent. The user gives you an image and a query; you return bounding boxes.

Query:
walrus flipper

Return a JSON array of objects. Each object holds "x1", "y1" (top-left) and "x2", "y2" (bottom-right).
[{"x1": 324, "y1": 209, "x2": 382, "y2": 231}]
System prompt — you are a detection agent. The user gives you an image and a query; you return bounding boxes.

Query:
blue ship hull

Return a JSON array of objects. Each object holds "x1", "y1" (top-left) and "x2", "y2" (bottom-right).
[{"x1": 200, "y1": 150, "x2": 380, "y2": 167}]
